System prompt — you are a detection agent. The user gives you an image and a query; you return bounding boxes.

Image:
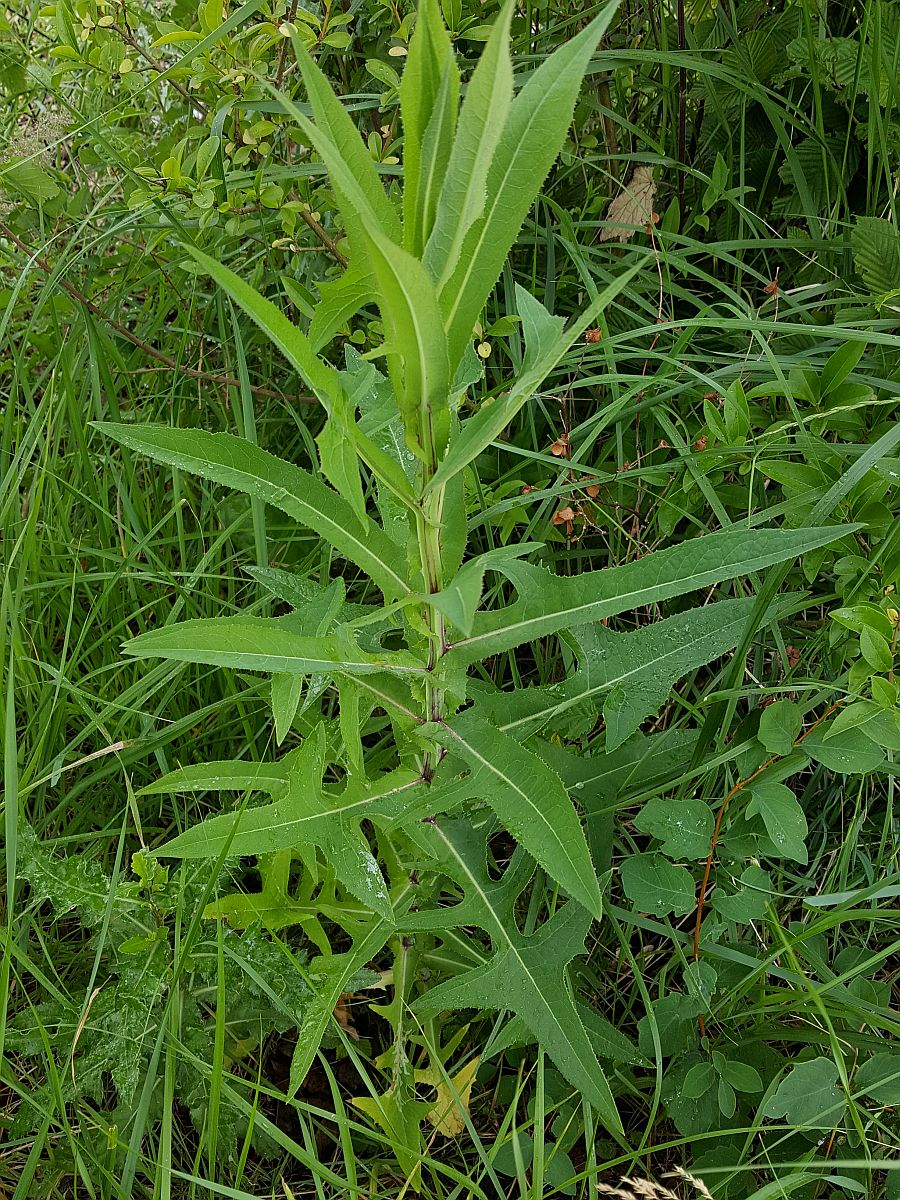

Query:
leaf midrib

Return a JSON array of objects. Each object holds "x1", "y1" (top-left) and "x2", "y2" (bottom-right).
[
  {"x1": 434, "y1": 825, "x2": 606, "y2": 1105},
  {"x1": 165, "y1": 774, "x2": 420, "y2": 854},
  {"x1": 498, "y1": 606, "x2": 750, "y2": 733},
  {"x1": 440, "y1": 722, "x2": 595, "y2": 903},
  {"x1": 447, "y1": 534, "x2": 834, "y2": 661}
]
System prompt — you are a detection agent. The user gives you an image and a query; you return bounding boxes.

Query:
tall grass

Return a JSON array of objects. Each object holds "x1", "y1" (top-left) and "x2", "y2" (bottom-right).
[{"x1": 2, "y1": 0, "x2": 900, "y2": 1195}]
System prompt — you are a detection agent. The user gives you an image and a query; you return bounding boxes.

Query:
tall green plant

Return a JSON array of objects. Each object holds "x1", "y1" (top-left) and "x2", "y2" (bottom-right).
[{"x1": 96, "y1": 0, "x2": 849, "y2": 1148}]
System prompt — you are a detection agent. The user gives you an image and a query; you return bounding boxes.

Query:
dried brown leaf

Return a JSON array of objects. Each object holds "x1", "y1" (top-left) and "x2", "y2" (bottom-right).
[
  {"x1": 599, "y1": 166, "x2": 658, "y2": 243},
  {"x1": 552, "y1": 505, "x2": 576, "y2": 525}
]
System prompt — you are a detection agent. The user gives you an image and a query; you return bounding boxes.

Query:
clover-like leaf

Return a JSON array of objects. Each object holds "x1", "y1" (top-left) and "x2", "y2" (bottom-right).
[{"x1": 763, "y1": 1058, "x2": 846, "y2": 1130}]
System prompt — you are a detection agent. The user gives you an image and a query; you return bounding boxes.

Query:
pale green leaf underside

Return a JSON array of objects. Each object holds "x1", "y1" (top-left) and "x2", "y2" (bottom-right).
[
  {"x1": 410, "y1": 58, "x2": 458, "y2": 255},
  {"x1": 483, "y1": 595, "x2": 794, "y2": 748},
  {"x1": 427, "y1": 542, "x2": 540, "y2": 635}
]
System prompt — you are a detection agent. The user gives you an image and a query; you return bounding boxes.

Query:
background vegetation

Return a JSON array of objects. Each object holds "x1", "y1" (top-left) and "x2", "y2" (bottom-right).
[{"x1": 2, "y1": 0, "x2": 899, "y2": 1196}]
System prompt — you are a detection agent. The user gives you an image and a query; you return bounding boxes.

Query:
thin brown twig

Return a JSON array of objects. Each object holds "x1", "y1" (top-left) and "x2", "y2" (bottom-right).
[
  {"x1": 298, "y1": 205, "x2": 348, "y2": 266},
  {"x1": 275, "y1": 0, "x2": 298, "y2": 89},
  {"x1": 116, "y1": 24, "x2": 208, "y2": 116},
  {"x1": 692, "y1": 700, "x2": 842, "y2": 962},
  {"x1": 1, "y1": 225, "x2": 318, "y2": 404}
]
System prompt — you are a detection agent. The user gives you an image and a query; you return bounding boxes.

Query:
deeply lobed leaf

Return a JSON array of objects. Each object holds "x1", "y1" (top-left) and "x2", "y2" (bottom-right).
[{"x1": 445, "y1": 526, "x2": 854, "y2": 665}]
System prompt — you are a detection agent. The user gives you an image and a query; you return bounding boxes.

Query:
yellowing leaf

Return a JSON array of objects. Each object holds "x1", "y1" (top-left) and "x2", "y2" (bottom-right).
[
  {"x1": 415, "y1": 1056, "x2": 480, "y2": 1136},
  {"x1": 352, "y1": 1085, "x2": 430, "y2": 1182}
]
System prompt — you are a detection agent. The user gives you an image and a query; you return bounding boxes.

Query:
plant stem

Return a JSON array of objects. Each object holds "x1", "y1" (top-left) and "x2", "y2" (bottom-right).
[{"x1": 417, "y1": 414, "x2": 448, "y2": 780}]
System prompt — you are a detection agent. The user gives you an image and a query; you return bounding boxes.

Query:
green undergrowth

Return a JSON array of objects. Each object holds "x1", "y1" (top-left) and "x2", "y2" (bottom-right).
[{"x1": 2, "y1": 0, "x2": 900, "y2": 1197}]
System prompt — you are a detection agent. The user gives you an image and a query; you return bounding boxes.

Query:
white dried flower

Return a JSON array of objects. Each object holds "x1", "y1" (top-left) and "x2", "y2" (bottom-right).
[{"x1": 5, "y1": 111, "x2": 69, "y2": 166}]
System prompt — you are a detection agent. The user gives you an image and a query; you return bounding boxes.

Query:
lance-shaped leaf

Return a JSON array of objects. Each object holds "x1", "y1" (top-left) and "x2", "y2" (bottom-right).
[
  {"x1": 362, "y1": 223, "x2": 451, "y2": 461},
  {"x1": 268, "y1": 51, "x2": 400, "y2": 351},
  {"x1": 155, "y1": 736, "x2": 422, "y2": 918},
  {"x1": 478, "y1": 595, "x2": 796, "y2": 749},
  {"x1": 183, "y1": 247, "x2": 341, "y2": 407},
  {"x1": 422, "y1": 0, "x2": 513, "y2": 281},
  {"x1": 153, "y1": 756, "x2": 420, "y2": 862},
  {"x1": 403, "y1": 819, "x2": 621, "y2": 1133},
  {"x1": 139, "y1": 760, "x2": 290, "y2": 797},
  {"x1": 401, "y1": 0, "x2": 458, "y2": 254},
  {"x1": 176, "y1": 256, "x2": 416, "y2": 515},
  {"x1": 289, "y1": 916, "x2": 399, "y2": 1097},
  {"x1": 427, "y1": 542, "x2": 541, "y2": 636},
  {"x1": 425, "y1": 711, "x2": 602, "y2": 918},
  {"x1": 439, "y1": 0, "x2": 619, "y2": 370},
  {"x1": 445, "y1": 525, "x2": 854, "y2": 666},
  {"x1": 183, "y1": 249, "x2": 404, "y2": 518},
  {"x1": 289, "y1": 39, "x2": 400, "y2": 243},
  {"x1": 271, "y1": 673, "x2": 306, "y2": 744},
  {"x1": 266, "y1": 91, "x2": 451, "y2": 464},
  {"x1": 426, "y1": 263, "x2": 643, "y2": 492},
  {"x1": 93, "y1": 424, "x2": 411, "y2": 599},
  {"x1": 123, "y1": 616, "x2": 426, "y2": 678},
  {"x1": 410, "y1": 60, "x2": 459, "y2": 256}
]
